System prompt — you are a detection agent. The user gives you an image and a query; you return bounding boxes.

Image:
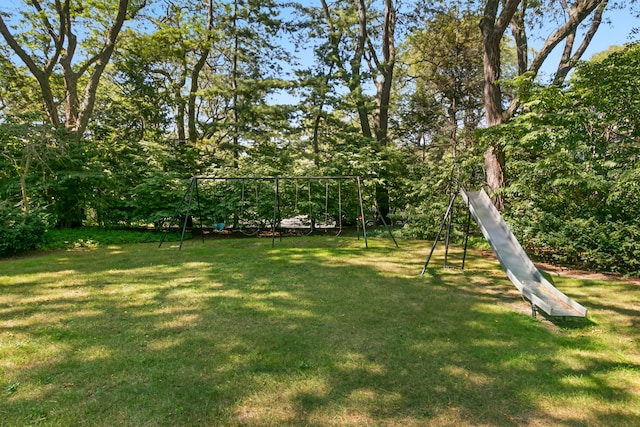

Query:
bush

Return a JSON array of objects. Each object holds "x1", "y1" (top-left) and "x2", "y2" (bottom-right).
[
  {"x1": 507, "y1": 208, "x2": 640, "y2": 277},
  {"x1": 42, "y1": 227, "x2": 188, "y2": 249},
  {"x1": 0, "y1": 207, "x2": 47, "y2": 256}
]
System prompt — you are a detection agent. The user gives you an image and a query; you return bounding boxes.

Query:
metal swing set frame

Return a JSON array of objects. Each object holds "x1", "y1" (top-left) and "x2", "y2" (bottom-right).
[{"x1": 159, "y1": 175, "x2": 371, "y2": 250}]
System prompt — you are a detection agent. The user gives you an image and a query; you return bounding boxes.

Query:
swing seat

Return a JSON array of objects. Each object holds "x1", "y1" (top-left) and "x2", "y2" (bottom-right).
[{"x1": 315, "y1": 219, "x2": 337, "y2": 229}]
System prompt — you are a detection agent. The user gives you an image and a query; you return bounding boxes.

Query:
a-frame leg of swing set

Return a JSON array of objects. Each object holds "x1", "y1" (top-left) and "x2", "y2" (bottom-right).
[
  {"x1": 356, "y1": 176, "x2": 369, "y2": 249},
  {"x1": 158, "y1": 177, "x2": 194, "y2": 249},
  {"x1": 374, "y1": 203, "x2": 399, "y2": 248},
  {"x1": 158, "y1": 177, "x2": 205, "y2": 250},
  {"x1": 421, "y1": 190, "x2": 473, "y2": 275}
]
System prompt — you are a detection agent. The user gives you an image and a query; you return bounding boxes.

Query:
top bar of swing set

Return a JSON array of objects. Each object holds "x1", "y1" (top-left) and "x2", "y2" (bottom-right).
[{"x1": 190, "y1": 176, "x2": 362, "y2": 181}]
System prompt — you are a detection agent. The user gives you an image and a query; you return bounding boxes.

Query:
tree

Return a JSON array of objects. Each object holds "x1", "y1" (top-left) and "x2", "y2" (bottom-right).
[
  {"x1": 316, "y1": 0, "x2": 397, "y2": 147},
  {"x1": 0, "y1": 0, "x2": 147, "y2": 137},
  {"x1": 478, "y1": 0, "x2": 625, "y2": 209},
  {"x1": 402, "y1": 6, "x2": 485, "y2": 160},
  {"x1": 298, "y1": 0, "x2": 398, "y2": 217},
  {"x1": 0, "y1": 0, "x2": 148, "y2": 227},
  {"x1": 112, "y1": 0, "x2": 219, "y2": 146},
  {"x1": 498, "y1": 43, "x2": 640, "y2": 274}
]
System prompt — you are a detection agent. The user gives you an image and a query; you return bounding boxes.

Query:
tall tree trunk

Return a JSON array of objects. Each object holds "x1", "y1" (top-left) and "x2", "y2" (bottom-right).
[
  {"x1": 480, "y1": 0, "x2": 520, "y2": 210},
  {"x1": 373, "y1": 0, "x2": 396, "y2": 146},
  {"x1": 188, "y1": 0, "x2": 214, "y2": 144},
  {"x1": 353, "y1": 0, "x2": 373, "y2": 139},
  {"x1": 231, "y1": 0, "x2": 240, "y2": 168},
  {"x1": 319, "y1": 0, "x2": 397, "y2": 220},
  {"x1": 510, "y1": 1, "x2": 528, "y2": 75},
  {"x1": 320, "y1": 0, "x2": 372, "y2": 138},
  {"x1": 176, "y1": 84, "x2": 187, "y2": 143},
  {"x1": 372, "y1": 0, "x2": 396, "y2": 220}
]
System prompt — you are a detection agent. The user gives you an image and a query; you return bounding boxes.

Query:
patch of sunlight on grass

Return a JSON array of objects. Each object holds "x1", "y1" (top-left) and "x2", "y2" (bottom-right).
[
  {"x1": 337, "y1": 353, "x2": 386, "y2": 375},
  {"x1": 559, "y1": 373, "x2": 599, "y2": 390},
  {"x1": 441, "y1": 365, "x2": 493, "y2": 387},
  {"x1": 236, "y1": 376, "x2": 333, "y2": 424},
  {"x1": 329, "y1": 409, "x2": 377, "y2": 426},
  {"x1": 241, "y1": 298, "x2": 315, "y2": 319},
  {"x1": 1, "y1": 305, "x2": 100, "y2": 332},
  {"x1": 234, "y1": 387, "x2": 298, "y2": 425},
  {"x1": 74, "y1": 345, "x2": 114, "y2": 362},
  {"x1": 155, "y1": 313, "x2": 201, "y2": 331},
  {"x1": 347, "y1": 387, "x2": 404, "y2": 408},
  {"x1": 501, "y1": 353, "x2": 541, "y2": 370},
  {"x1": 0, "y1": 269, "x2": 82, "y2": 287},
  {"x1": 328, "y1": 247, "x2": 430, "y2": 278}
]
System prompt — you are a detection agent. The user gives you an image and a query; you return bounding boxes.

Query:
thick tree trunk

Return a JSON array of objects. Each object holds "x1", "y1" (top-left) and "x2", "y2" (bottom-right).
[
  {"x1": 353, "y1": 0, "x2": 372, "y2": 139},
  {"x1": 176, "y1": 86, "x2": 187, "y2": 143},
  {"x1": 188, "y1": 56, "x2": 206, "y2": 143},
  {"x1": 188, "y1": 0, "x2": 214, "y2": 144},
  {"x1": 484, "y1": 146, "x2": 505, "y2": 210},
  {"x1": 373, "y1": 0, "x2": 396, "y2": 146},
  {"x1": 320, "y1": 0, "x2": 397, "y2": 220},
  {"x1": 510, "y1": 2, "x2": 528, "y2": 75},
  {"x1": 482, "y1": 35, "x2": 506, "y2": 210},
  {"x1": 373, "y1": 0, "x2": 396, "y2": 220},
  {"x1": 480, "y1": 0, "x2": 520, "y2": 210}
]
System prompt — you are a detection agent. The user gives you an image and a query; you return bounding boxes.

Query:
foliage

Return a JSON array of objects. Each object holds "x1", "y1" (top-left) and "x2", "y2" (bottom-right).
[
  {"x1": 0, "y1": 113, "x2": 101, "y2": 228},
  {"x1": 40, "y1": 227, "x2": 187, "y2": 250},
  {"x1": 393, "y1": 141, "x2": 486, "y2": 240},
  {"x1": 0, "y1": 0, "x2": 639, "y2": 278},
  {"x1": 126, "y1": 172, "x2": 192, "y2": 227},
  {"x1": 0, "y1": 204, "x2": 46, "y2": 256},
  {"x1": 496, "y1": 44, "x2": 640, "y2": 275},
  {"x1": 399, "y1": 6, "x2": 485, "y2": 156}
]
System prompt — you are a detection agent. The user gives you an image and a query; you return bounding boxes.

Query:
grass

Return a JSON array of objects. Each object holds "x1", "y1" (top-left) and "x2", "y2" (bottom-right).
[{"x1": 1, "y1": 234, "x2": 639, "y2": 426}]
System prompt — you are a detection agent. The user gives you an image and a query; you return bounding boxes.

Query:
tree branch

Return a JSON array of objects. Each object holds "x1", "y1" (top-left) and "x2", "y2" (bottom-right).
[
  {"x1": 529, "y1": 0, "x2": 605, "y2": 76},
  {"x1": 76, "y1": 0, "x2": 142, "y2": 135},
  {"x1": 0, "y1": 14, "x2": 60, "y2": 126},
  {"x1": 553, "y1": 1, "x2": 607, "y2": 84},
  {"x1": 510, "y1": 0, "x2": 528, "y2": 74}
]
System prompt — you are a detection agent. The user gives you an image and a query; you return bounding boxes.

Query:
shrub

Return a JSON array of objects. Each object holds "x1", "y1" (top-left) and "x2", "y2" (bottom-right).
[{"x1": 0, "y1": 207, "x2": 47, "y2": 256}]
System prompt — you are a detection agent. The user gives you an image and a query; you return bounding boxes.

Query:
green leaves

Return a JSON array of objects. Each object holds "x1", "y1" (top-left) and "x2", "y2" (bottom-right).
[{"x1": 499, "y1": 43, "x2": 640, "y2": 275}]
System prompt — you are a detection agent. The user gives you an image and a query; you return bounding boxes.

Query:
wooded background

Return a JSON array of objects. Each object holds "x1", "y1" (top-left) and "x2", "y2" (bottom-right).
[{"x1": 1, "y1": 0, "x2": 639, "y2": 275}]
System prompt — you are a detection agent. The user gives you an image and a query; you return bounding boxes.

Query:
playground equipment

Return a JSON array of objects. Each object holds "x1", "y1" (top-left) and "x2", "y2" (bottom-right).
[
  {"x1": 422, "y1": 187, "x2": 587, "y2": 318},
  {"x1": 158, "y1": 176, "x2": 370, "y2": 249}
]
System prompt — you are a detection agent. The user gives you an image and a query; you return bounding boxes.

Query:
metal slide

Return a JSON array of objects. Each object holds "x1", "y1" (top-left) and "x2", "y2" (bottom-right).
[{"x1": 460, "y1": 188, "x2": 587, "y2": 317}]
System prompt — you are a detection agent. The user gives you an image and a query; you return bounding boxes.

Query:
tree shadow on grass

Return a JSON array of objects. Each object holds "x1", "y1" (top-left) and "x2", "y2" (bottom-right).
[{"x1": 1, "y1": 240, "x2": 639, "y2": 425}]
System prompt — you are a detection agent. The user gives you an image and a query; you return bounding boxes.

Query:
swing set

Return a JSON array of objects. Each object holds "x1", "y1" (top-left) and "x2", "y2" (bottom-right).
[{"x1": 159, "y1": 176, "x2": 378, "y2": 250}]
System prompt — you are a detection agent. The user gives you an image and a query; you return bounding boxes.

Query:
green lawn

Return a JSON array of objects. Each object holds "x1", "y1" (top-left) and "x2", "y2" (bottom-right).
[{"x1": 1, "y1": 235, "x2": 639, "y2": 426}]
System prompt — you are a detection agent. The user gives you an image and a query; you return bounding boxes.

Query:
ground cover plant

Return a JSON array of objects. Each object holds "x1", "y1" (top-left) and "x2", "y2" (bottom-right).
[{"x1": 1, "y1": 236, "x2": 639, "y2": 426}]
